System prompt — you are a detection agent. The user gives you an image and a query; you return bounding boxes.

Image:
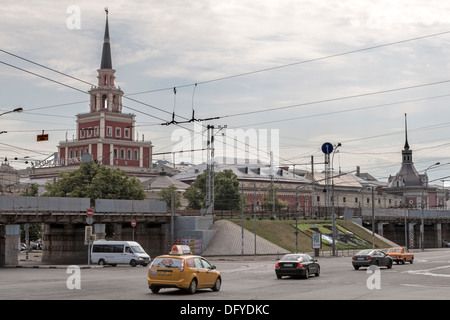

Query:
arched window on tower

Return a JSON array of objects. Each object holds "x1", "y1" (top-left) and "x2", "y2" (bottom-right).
[{"x1": 102, "y1": 94, "x2": 107, "y2": 109}]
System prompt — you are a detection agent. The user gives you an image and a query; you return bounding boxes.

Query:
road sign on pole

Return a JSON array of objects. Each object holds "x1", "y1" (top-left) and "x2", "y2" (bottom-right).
[
  {"x1": 86, "y1": 208, "x2": 94, "y2": 217},
  {"x1": 131, "y1": 220, "x2": 136, "y2": 241}
]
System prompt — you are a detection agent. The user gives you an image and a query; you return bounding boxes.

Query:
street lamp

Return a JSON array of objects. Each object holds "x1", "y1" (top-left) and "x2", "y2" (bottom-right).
[
  {"x1": 421, "y1": 162, "x2": 440, "y2": 250},
  {"x1": 0, "y1": 107, "x2": 23, "y2": 117}
]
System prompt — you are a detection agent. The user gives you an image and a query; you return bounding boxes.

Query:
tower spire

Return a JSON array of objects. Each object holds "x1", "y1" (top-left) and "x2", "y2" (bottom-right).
[
  {"x1": 404, "y1": 113, "x2": 410, "y2": 150},
  {"x1": 100, "y1": 7, "x2": 112, "y2": 69}
]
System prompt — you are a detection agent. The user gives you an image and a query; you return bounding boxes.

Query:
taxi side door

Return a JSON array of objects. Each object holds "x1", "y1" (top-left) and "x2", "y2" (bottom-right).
[{"x1": 191, "y1": 257, "x2": 216, "y2": 288}]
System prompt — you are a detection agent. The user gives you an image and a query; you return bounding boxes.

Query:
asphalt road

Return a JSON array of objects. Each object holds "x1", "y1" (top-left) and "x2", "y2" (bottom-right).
[{"x1": 1, "y1": 249, "x2": 449, "y2": 302}]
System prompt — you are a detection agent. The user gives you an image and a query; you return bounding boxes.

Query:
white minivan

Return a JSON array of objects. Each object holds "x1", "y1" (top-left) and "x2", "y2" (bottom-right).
[{"x1": 91, "y1": 241, "x2": 151, "y2": 267}]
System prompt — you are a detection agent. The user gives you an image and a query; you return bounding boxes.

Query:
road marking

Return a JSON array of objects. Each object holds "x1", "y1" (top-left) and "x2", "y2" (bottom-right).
[{"x1": 404, "y1": 265, "x2": 450, "y2": 278}]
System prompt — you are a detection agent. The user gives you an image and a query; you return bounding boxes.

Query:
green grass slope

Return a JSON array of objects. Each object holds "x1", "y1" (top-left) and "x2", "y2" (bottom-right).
[{"x1": 227, "y1": 218, "x2": 393, "y2": 253}]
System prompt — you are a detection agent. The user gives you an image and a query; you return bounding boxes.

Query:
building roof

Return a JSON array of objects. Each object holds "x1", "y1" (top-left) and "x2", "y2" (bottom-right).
[
  {"x1": 141, "y1": 175, "x2": 190, "y2": 191},
  {"x1": 173, "y1": 161, "x2": 311, "y2": 184}
]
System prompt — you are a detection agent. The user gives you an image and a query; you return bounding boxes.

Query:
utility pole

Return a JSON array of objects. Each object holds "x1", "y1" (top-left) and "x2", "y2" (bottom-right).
[{"x1": 205, "y1": 125, "x2": 214, "y2": 215}]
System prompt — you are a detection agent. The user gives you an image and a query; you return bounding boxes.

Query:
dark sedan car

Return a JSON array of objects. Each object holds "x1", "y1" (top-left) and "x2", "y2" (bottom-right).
[
  {"x1": 352, "y1": 249, "x2": 393, "y2": 270},
  {"x1": 275, "y1": 254, "x2": 320, "y2": 279}
]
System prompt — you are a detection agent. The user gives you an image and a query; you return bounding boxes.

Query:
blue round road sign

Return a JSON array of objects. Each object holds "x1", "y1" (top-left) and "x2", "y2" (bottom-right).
[{"x1": 321, "y1": 142, "x2": 333, "y2": 154}]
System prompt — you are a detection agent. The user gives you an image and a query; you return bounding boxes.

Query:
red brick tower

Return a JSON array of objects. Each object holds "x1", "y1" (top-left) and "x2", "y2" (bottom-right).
[{"x1": 58, "y1": 10, "x2": 153, "y2": 169}]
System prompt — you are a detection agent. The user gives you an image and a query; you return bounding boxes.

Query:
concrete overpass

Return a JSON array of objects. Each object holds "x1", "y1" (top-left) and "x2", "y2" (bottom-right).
[
  {"x1": 0, "y1": 196, "x2": 169, "y2": 266},
  {"x1": 351, "y1": 208, "x2": 450, "y2": 249}
]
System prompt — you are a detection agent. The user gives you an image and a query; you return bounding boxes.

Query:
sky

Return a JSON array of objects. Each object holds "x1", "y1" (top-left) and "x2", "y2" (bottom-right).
[{"x1": 1, "y1": 0, "x2": 450, "y2": 185}]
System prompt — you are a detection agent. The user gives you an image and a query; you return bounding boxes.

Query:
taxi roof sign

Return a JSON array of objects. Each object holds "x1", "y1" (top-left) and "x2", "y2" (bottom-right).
[{"x1": 170, "y1": 245, "x2": 192, "y2": 255}]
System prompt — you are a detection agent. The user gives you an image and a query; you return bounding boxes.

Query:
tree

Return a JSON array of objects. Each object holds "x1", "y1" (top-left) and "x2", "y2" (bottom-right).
[
  {"x1": 158, "y1": 184, "x2": 182, "y2": 210},
  {"x1": 184, "y1": 169, "x2": 241, "y2": 211},
  {"x1": 43, "y1": 161, "x2": 145, "y2": 205},
  {"x1": 263, "y1": 184, "x2": 286, "y2": 213}
]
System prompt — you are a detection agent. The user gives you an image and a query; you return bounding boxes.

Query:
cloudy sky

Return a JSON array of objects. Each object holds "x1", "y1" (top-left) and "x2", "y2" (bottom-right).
[{"x1": 2, "y1": 0, "x2": 450, "y2": 184}]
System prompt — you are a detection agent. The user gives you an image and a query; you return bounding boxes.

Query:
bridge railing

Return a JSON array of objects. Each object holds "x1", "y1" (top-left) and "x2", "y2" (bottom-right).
[{"x1": 0, "y1": 196, "x2": 90, "y2": 212}]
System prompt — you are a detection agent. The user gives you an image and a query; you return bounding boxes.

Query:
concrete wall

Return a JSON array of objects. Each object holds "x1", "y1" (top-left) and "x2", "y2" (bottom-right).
[{"x1": 174, "y1": 216, "x2": 216, "y2": 254}]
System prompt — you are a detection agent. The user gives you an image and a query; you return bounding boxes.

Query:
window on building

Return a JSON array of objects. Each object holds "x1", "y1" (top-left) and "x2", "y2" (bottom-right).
[
  {"x1": 127, "y1": 149, "x2": 131, "y2": 160},
  {"x1": 134, "y1": 150, "x2": 138, "y2": 160},
  {"x1": 355, "y1": 198, "x2": 358, "y2": 203},
  {"x1": 343, "y1": 197, "x2": 346, "y2": 203},
  {"x1": 102, "y1": 94, "x2": 107, "y2": 108},
  {"x1": 116, "y1": 128, "x2": 121, "y2": 138},
  {"x1": 107, "y1": 126, "x2": 112, "y2": 137},
  {"x1": 316, "y1": 196, "x2": 320, "y2": 202},
  {"x1": 120, "y1": 149, "x2": 125, "y2": 159},
  {"x1": 124, "y1": 128, "x2": 130, "y2": 138},
  {"x1": 113, "y1": 149, "x2": 118, "y2": 159}
]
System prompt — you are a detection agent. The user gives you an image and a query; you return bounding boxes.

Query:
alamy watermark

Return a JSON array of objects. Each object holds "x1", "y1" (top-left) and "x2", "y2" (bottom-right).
[
  {"x1": 66, "y1": 265, "x2": 81, "y2": 289},
  {"x1": 66, "y1": 5, "x2": 81, "y2": 30},
  {"x1": 171, "y1": 122, "x2": 279, "y2": 169},
  {"x1": 366, "y1": 265, "x2": 381, "y2": 290}
]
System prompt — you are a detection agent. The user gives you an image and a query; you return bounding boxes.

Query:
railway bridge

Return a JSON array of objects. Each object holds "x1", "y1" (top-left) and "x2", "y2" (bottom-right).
[
  {"x1": 353, "y1": 208, "x2": 450, "y2": 249},
  {"x1": 0, "y1": 196, "x2": 169, "y2": 266}
]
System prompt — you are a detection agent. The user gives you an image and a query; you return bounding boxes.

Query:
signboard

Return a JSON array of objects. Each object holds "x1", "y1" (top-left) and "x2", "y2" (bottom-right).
[
  {"x1": 312, "y1": 233, "x2": 322, "y2": 249},
  {"x1": 86, "y1": 208, "x2": 94, "y2": 217},
  {"x1": 37, "y1": 134, "x2": 49, "y2": 141},
  {"x1": 131, "y1": 220, "x2": 136, "y2": 228}
]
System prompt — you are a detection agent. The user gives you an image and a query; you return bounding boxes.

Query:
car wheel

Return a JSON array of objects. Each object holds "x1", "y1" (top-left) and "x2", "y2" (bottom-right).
[
  {"x1": 353, "y1": 266, "x2": 360, "y2": 270},
  {"x1": 387, "y1": 260, "x2": 393, "y2": 269},
  {"x1": 130, "y1": 260, "x2": 137, "y2": 267},
  {"x1": 303, "y1": 268, "x2": 309, "y2": 279},
  {"x1": 410, "y1": 258, "x2": 414, "y2": 264},
  {"x1": 150, "y1": 286, "x2": 160, "y2": 294},
  {"x1": 187, "y1": 279, "x2": 197, "y2": 294},
  {"x1": 315, "y1": 266, "x2": 320, "y2": 277},
  {"x1": 98, "y1": 259, "x2": 106, "y2": 266},
  {"x1": 212, "y1": 277, "x2": 221, "y2": 292}
]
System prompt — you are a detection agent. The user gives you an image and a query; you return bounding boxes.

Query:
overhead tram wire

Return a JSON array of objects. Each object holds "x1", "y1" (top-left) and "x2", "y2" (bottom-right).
[
  {"x1": 0, "y1": 57, "x2": 235, "y2": 160},
  {"x1": 228, "y1": 92, "x2": 450, "y2": 129},
  {"x1": 4, "y1": 28, "x2": 450, "y2": 165},
  {"x1": 123, "y1": 29, "x2": 450, "y2": 96},
  {"x1": 4, "y1": 28, "x2": 450, "y2": 122},
  {"x1": 2, "y1": 57, "x2": 448, "y2": 169}
]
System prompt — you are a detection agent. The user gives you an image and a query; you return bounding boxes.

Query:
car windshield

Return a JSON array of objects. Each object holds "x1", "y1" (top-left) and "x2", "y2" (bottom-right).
[
  {"x1": 388, "y1": 248, "x2": 400, "y2": 253},
  {"x1": 131, "y1": 245, "x2": 145, "y2": 254},
  {"x1": 151, "y1": 257, "x2": 183, "y2": 268},
  {"x1": 356, "y1": 249, "x2": 374, "y2": 256},
  {"x1": 281, "y1": 254, "x2": 307, "y2": 262}
]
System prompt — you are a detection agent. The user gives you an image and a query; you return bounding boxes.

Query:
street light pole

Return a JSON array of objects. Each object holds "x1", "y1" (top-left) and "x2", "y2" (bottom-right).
[
  {"x1": 331, "y1": 143, "x2": 341, "y2": 257},
  {"x1": 421, "y1": 162, "x2": 440, "y2": 251}
]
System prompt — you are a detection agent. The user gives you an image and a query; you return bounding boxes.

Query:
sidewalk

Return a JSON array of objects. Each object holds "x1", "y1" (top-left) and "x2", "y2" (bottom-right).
[{"x1": 8, "y1": 252, "x2": 104, "y2": 269}]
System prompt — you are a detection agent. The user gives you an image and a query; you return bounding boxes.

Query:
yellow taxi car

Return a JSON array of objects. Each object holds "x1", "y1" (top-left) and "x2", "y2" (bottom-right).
[{"x1": 147, "y1": 245, "x2": 222, "y2": 294}]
